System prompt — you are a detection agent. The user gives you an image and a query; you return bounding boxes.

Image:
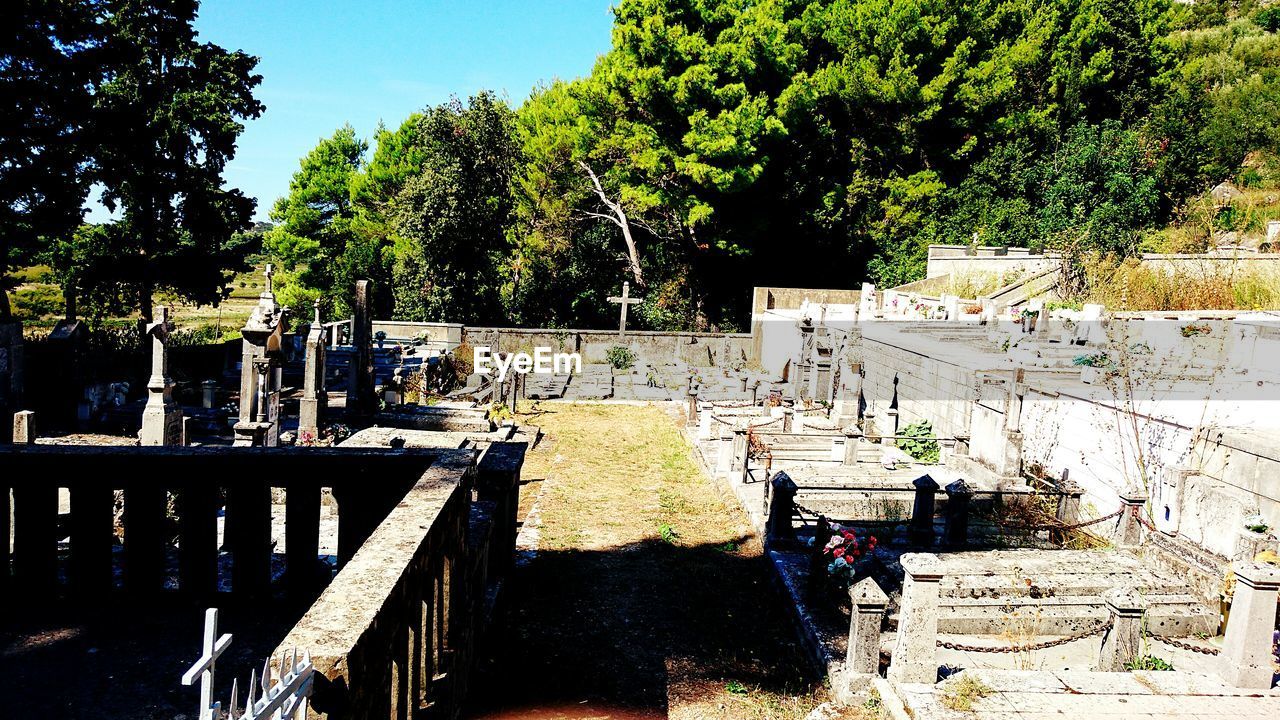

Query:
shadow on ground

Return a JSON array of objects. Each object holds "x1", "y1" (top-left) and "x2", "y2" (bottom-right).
[{"x1": 465, "y1": 537, "x2": 820, "y2": 720}]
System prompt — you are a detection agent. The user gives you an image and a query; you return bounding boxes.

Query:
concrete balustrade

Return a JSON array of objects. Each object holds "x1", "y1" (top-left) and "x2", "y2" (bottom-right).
[
  {"x1": 1097, "y1": 587, "x2": 1146, "y2": 671},
  {"x1": 840, "y1": 577, "x2": 889, "y2": 700}
]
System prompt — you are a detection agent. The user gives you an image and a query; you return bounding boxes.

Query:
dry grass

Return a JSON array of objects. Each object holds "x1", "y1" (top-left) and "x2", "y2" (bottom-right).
[
  {"x1": 939, "y1": 674, "x2": 993, "y2": 712},
  {"x1": 1080, "y1": 255, "x2": 1280, "y2": 310},
  {"x1": 468, "y1": 402, "x2": 822, "y2": 720}
]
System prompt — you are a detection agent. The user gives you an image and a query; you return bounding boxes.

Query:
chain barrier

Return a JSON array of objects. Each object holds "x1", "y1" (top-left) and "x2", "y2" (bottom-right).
[
  {"x1": 711, "y1": 414, "x2": 783, "y2": 429},
  {"x1": 710, "y1": 401, "x2": 756, "y2": 409},
  {"x1": 938, "y1": 620, "x2": 1112, "y2": 654},
  {"x1": 991, "y1": 506, "x2": 1125, "y2": 534},
  {"x1": 1150, "y1": 634, "x2": 1221, "y2": 656},
  {"x1": 797, "y1": 405, "x2": 831, "y2": 415},
  {"x1": 793, "y1": 500, "x2": 824, "y2": 518}
]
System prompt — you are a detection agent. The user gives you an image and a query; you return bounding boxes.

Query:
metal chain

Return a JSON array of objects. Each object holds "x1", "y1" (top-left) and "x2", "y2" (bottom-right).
[
  {"x1": 711, "y1": 414, "x2": 782, "y2": 429},
  {"x1": 793, "y1": 500, "x2": 824, "y2": 518},
  {"x1": 711, "y1": 401, "x2": 756, "y2": 409},
  {"x1": 1150, "y1": 634, "x2": 1221, "y2": 656},
  {"x1": 938, "y1": 620, "x2": 1112, "y2": 654},
  {"x1": 992, "y1": 506, "x2": 1125, "y2": 533},
  {"x1": 1134, "y1": 506, "x2": 1159, "y2": 532},
  {"x1": 797, "y1": 405, "x2": 830, "y2": 415}
]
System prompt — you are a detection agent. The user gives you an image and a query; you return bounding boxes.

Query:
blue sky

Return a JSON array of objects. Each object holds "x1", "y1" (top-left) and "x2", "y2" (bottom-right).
[{"x1": 93, "y1": 1, "x2": 616, "y2": 222}]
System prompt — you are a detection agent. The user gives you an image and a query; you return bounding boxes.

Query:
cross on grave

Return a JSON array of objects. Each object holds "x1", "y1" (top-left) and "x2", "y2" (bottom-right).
[
  {"x1": 607, "y1": 281, "x2": 644, "y2": 338},
  {"x1": 182, "y1": 608, "x2": 234, "y2": 720},
  {"x1": 262, "y1": 264, "x2": 275, "y2": 297}
]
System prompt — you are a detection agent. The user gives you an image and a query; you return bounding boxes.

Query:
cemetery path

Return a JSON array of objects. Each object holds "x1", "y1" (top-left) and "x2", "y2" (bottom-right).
[{"x1": 464, "y1": 403, "x2": 826, "y2": 720}]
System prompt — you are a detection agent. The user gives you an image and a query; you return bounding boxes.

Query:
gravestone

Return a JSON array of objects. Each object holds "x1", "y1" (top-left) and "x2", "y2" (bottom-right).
[
  {"x1": 234, "y1": 266, "x2": 288, "y2": 447},
  {"x1": 0, "y1": 318, "x2": 22, "y2": 444},
  {"x1": 858, "y1": 282, "x2": 877, "y2": 318},
  {"x1": 346, "y1": 280, "x2": 376, "y2": 422},
  {"x1": 139, "y1": 306, "x2": 183, "y2": 445},
  {"x1": 607, "y1": 281, "x2": 643, "y2": 338},
  {"x1": 299, "y1": 299, "x2": 327, "y2": 440}
]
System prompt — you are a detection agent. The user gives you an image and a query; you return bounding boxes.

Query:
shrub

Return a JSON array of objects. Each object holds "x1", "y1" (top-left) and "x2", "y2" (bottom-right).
[
  {"x1": 10, "y1": 285, "x2": 64, "y2": 321},
  {"x1": 1257, "y1": 6, "x2": 1280, "y2": 32},
  {"x1": 941, "y1": 675, "x2": 993, "y2": 711},
  {"x1": 1125, "y1": 654, "x2": 1174, "y2": 671},
  {"x1": 168, "y1": 324, "x2": 239, "y2": 347},
  {"x1": 605, "y1": 345, "x2": 636, "y2": 370},
  {"x1": 897, "y1": 420, "x2": 940, "y2": 463}
]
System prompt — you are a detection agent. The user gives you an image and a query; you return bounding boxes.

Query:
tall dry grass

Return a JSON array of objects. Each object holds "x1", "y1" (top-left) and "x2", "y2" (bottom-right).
[{"x1": 1080, "y1": 255, "x2": 1280, "y2": 310}]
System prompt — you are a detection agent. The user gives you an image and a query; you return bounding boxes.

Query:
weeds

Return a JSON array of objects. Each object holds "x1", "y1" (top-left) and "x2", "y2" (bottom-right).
[{"x1": 940, "y1": 674, "x2": 993, "y2": 712}]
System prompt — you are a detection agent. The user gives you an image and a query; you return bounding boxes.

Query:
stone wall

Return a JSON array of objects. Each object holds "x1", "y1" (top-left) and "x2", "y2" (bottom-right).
[
  {"x1": 858, "y1": 334, "x2": 976, "y2": 439},
  {"x1": 925, "y1": 243, "x2": 1280, "y2": 281},
  {"x1": 462, "y1": 326, "x2": 753, "y2": 367}
]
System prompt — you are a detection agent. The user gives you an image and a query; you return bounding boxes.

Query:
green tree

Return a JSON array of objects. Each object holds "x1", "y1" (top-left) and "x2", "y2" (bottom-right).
[
  {"x1": 390, "y1": 93, "x2": 519, "y2": 324},
  {"x1": 1, "y1": 0, "x2": 100, "y2": 319},
  {"x1": 263, "y1": 125, "x2": 379, "y2": 315},
  {"x1": 86, "y1": 0, "x2": 264, "y2": 321}
]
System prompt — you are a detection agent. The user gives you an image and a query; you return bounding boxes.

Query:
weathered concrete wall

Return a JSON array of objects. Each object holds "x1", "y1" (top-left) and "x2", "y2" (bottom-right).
[
  {"x1": 926, "y1": 243, "x2": 1280, "y2": 281},
  {"x1": 858, "y1": 335, "x2": 976, "y2": 439},
  {"x1": 462, "y1": 326, "x2": 752, "y2": 367}
]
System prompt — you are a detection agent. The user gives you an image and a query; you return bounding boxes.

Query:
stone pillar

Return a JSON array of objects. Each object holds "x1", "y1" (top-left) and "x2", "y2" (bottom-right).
[
  {"x1": 781, "y1": 406, "x2": 793, "y2": 433},
  {"x1": 888, "y1": 553, "x2": 943, "y2": 684},
  {"x1": 1113, "y1": 486, "x2": 1149, "y2": 548},
  {"x1": 910, "y1": 474, "x2": 940, "y2": 546},
  {"x1": 299, "y1": 300, "x2": 328, "y2": 440},
  {"x1": 841, "y1": 577, "x2": 889, "y2": 699},
  {"x1": 0, "y1": 319, "x2": 24, "y2": 445},
  {"x1": 346, "y1": 279, "x2": 376, "y2": 422},
  {"x1": 1056, "y1": 479, "x2": 1084, "y2": 526},
  {"x1": 140, "y1": 306, "x2": 182, "y2": 446},
  {"x1": 234, "y1": 265, "x2": 287, "y2": 447},
  {"x1": 12, "y1": 410, "x2": 36, "y2": 444},
  {"x1": 732, "y1": 429, "x2": 749, "y2": 479},
  {"x1": 1098, "y1": 587, "x2": 1147, "y2": 671},
  {"x1": 1233, "y1": 526, "x2": 1279, "y2": 563},
  {"x1": 1005, "y1": 368, "x2": 1025, "y2": 433},
  {"x1": 1219, "y1": 562, "x2": 1280, "y2": 688},
  {"x1": 943, "y1": 478, "x2": 973, "y2": 548},
  {"x1": 765, "y1": 472, "x2": 797, "y2": 547},
  {"x1": 687, "y1": 387, "x2": 699, "y2": 427},
  {"x1": 885, "y1": 408, "x2": 899, "y2": 438},
  {"x1": 843, "y1": 428, "x2": 862, "y2": 465},
  {"x1": 697, "y1": 402, "x2": 713, "y2": 441},
  {"x1": 201, "y1": 379, "x2": 218, "y2": 410}
]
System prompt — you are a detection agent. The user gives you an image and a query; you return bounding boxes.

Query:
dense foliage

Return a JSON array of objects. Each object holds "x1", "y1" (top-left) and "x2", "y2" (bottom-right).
[
  {"x1": 268, "y1": 0, "x2": 1280, "y2": 328},
  {"x1": 3, "y1": 0, "x2": 262, "y2": 321},
  {"x1": 11, "y1": 0, "x2": 1280, "y2": 328}
]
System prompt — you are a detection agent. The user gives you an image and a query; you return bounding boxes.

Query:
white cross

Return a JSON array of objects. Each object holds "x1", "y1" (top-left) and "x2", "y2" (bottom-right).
[
  {"x1": 183, "y1": 608, "x2": 234, "y2": 720},
  {"x1": 607, "y1": 281, "x2": 644, "y2": 337},
  {"x1": 263, "y1": 264, "x2": 275, "y2": 296}
]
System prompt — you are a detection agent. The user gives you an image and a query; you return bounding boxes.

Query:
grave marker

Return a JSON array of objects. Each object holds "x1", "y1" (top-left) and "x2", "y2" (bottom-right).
[
  {"x1": 140, "y1": 306, "x2": 183, "y2": 446},
  {"x1": 607, "y1": 281, "x2": 643, "y2": 338}
]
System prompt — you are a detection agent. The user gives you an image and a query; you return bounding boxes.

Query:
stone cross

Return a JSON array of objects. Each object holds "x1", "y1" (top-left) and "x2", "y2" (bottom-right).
[
  {"x1": 182, "y1": 608, "x2": 233, "y2": 720},
  {"x1": 262, "y1": 263, "x2": 275, "y2": 297},
  {"x1": 607, "y1": 281, "x2": 643, "y2": 337},
  {"x1": 141, "y1": 305, "x2": 182, "y2": 445}
]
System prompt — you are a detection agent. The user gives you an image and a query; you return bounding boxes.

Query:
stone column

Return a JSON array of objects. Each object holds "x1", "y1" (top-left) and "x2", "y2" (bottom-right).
[
  {"x1": 910, "y1": 474, "x2": 940, "y2": 546},
  {"x1": 300, "y1": 300, "x2": 328, "y2": 440},
  {"x1": 1219, "y1": 562, "x2": 1280, "y2": 688},
  {"x1": 943, "y1": 478, "x2": 973, "y2": 548},
  {"x1": 731, "y1": 429, "x2": 749, "y2": 479},
  {"x1": 201, "y1": 379, "x2": 218, "y2": 409},
  {"x1": 1233, "y1": 525, "x2": 1279, "y2": 563},
  {"x1": 781, "y1": 406, "x2": 793, "y2": 433},
  {"x1": 843, "y1": 428, "x2": 862, "y2": 465},
  {"x1": 235, "y1": 266, "x2": 286, "y2": 447},
  {"x1": 687, "y1": 386, "x2": 699, "y2": 427},
  {"x1": 140, "y1": 306, "x2": 182, "y2": 446},
  {"x1": 0, "y1": 319, "x2": 24, "y2": 445},
  {"x1": 1098, "y1": 587, "x2": 1146, "y2": 671},
  {"x1": 13, "y1": 410, "x2": 36, "y2": 444},
  {"x1": 888, "y1": 553, "x2": 943, "y2": 684},
  {"x1": 841, "y1": 577, "x2": 889, "y2": 699},
  {"x1": 765, "y1": 472, "x2": 797, "y2": 547},
  {"x1": 346, "y1": 279, "x2": 376, "y2": 422},
  {"x1": 1055, "y1": 479, "x2": 1084, "y2": 526},
  {"x1": 1113, "y1": 486, "x2": 1149, "y2": 548},
  {"x1": 697, "y1": 401, "x2": 713, "y2": 440}
]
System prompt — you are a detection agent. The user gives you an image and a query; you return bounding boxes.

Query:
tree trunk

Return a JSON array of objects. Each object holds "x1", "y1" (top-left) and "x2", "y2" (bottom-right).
[{"x1": 578, "y1": 161, "x2": 644, "y2": 287}]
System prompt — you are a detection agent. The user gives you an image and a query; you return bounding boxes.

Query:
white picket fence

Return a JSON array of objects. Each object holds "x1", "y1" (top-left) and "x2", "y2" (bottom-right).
[{"x1": 182, "y1": 608, "x2": 314, "y2": 720}]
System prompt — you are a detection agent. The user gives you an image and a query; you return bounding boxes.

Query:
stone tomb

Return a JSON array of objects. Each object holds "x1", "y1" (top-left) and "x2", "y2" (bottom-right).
[{"x1": 234, "y1": 266, "x2": 288, "y2": 447}]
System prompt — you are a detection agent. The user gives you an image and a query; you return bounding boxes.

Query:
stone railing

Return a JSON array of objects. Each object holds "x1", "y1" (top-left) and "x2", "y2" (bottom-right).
[
  {"x1": 278, "y1": 443, "x2": 526, "y2": 719},
  {"x1": 0, "y1": 445, "x2": 446, "y2": 602}
]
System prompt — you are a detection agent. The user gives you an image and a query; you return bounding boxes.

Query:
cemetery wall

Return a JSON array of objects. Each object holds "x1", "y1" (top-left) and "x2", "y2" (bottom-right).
[
  {"x1": 461, "y1": 326, "x2": 753, "y2": 367},
  {"x1": 925, "y1": 243, "x2": 1280, "y2": 281},
  {"x1": 858, "y1": 334, "x2": 976, "y2": 438}
]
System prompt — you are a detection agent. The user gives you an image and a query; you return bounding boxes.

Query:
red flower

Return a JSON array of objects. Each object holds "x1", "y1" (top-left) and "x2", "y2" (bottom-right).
[{"x1": 832, "y1": 547, "x2": 845, "y2": 558}]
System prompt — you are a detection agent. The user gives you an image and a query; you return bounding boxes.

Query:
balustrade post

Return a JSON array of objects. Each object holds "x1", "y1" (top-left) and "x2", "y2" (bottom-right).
[
  {"x1": 887, "y1": 553, "x2": 943, "y2": 684},
  {"x1": 943, "y1": 478, "x2": 973, "y2": 548},
  {"x1": 765, "y1": 472, "x2": 798, "y2": 547},
  {"x1": 1219, "y1": 562, "x2": 1280, "y2": 688},
  {"x1": 1097, "y1": 587, "x2": 1146, "y2": 671},
  {"x1": 909, "y1": 474, "x2": 940, "y2": 546}
]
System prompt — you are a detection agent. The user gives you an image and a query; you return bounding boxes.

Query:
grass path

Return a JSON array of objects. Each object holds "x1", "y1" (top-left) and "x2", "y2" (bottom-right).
[{"x1": 465, "y1": 402, "x2": 824, "y2": 720}]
